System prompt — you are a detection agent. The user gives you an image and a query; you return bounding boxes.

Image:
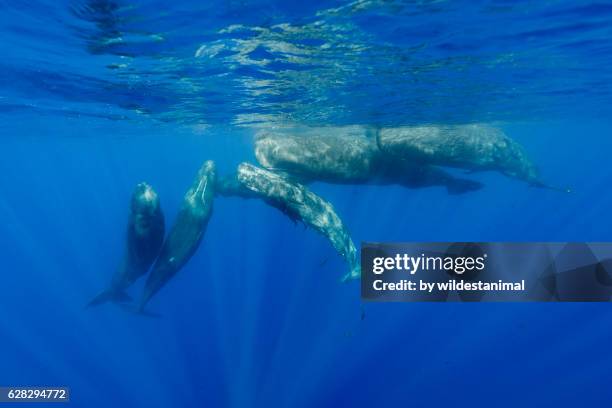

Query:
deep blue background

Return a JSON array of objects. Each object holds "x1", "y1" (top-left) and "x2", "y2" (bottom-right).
[{"x1": 1, "y1": 1, "x2": 612, "y2": 407}]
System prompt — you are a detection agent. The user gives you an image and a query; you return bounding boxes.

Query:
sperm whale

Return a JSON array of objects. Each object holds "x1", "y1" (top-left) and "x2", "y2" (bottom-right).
[
  {"x1": 138, "y1": 160, "x2": 216, "y2": 312},
  {"x1": 376, "y1": 124, "x2": 541, "y2": 184},
  {"x1": 235, "y1": 162, "x2": 360, "y2": 281},
  {"x1": 88, "y1": 182, "x2": 164, "y2": 307},
  {"x1": 254, "y1": 131, "x2": 482, "y2": 194}
]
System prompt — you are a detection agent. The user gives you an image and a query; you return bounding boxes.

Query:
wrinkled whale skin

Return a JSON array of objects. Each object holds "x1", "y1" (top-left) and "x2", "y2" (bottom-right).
[
  {"x1": 254, "y1": 131, "x2": 482, "y2": 194},
  {"x1": 377, "y1": 124, "x2": 539, "y2": 183},
  {"x1": 237, "y1": 162, "x2": 361, "y2": 281}
]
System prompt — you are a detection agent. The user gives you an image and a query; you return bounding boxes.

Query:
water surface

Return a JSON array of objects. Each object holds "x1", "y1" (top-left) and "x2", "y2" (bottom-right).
[{"x1": 1, "y1": 1, "x2": 612, "y2": 406}]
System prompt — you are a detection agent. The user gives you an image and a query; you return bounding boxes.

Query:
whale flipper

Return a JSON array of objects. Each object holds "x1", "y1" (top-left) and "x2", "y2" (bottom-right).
[{"x1": 86, "y1": 288, "x2": 132, "y2": 307}]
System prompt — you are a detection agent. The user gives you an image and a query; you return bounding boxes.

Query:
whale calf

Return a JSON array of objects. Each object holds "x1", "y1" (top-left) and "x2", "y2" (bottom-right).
[
  {"x1": 138, "y1": 160, "x2": 216, "y2": 312},
  {"x1": 236, "y1": 162, "x2": 360, "y2": 281},
  {"x1": 254, "y1": 132, "x2": 482, "y2": 194},
  {"x1": 376, "y1": 124, "x2": 540, "y2": 184},
  {"x1": 88, "y1": 182, "x2": 165, "y2": 307}
]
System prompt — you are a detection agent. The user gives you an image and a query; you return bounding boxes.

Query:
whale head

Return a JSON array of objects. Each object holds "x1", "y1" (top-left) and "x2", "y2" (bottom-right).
[
  {"x1": 184, "y1": 160, "x2": 216, "y2": 215},
  {"x1": 131, "y1": 182, "x2": 162, "y2": 235},
  {"x1": 497, "y1": 141, "x2": 540, "y2": 183}
]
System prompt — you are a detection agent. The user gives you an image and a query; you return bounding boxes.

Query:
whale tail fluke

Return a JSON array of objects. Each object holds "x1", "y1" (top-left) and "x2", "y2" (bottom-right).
[
  {"x1": 86, "y1": 289, "x2": 132, "y2": 308},
  {"x1": 446, "y1": 178, "x2": 483, "y2": 195}
]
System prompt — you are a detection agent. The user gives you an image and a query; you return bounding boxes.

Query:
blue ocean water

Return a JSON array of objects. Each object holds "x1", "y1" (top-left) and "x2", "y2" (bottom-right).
[{"x1": 1, "y1": 0, "x2": 612, "y2": 406}]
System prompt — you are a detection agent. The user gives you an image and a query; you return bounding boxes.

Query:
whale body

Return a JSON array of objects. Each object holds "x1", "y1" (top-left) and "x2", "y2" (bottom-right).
[
  {"x1": 236, "y1": 162, "x2": 360, "y2": 281},
  {"x1": 376, "y1": 124, "x2": 540, "y2": 184},
  {"x1": 88, "y1": 182, "x2": 165, "y2": 307},
  {"x1": 138, "y1": 161, "x2": 216, "y2": 312},
  {"x1": 254, "y1": 131, "x2": 482, "y2": 194}
]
